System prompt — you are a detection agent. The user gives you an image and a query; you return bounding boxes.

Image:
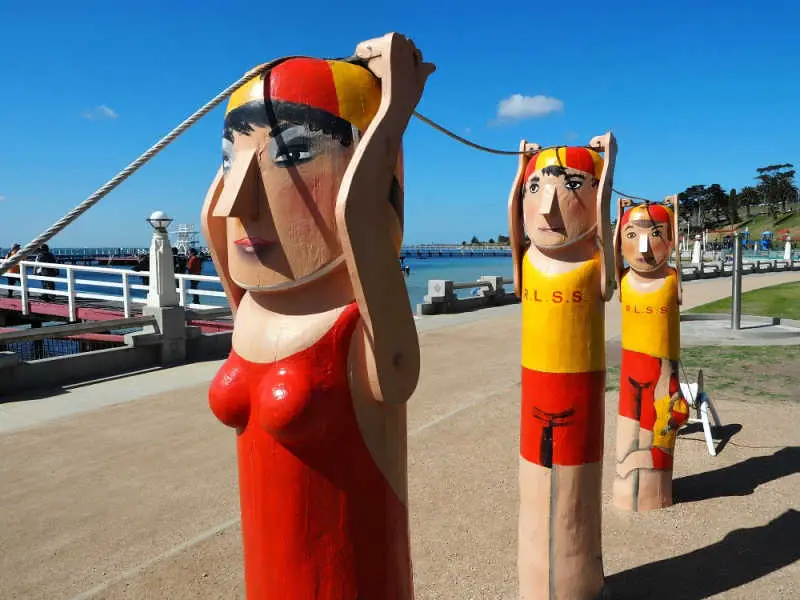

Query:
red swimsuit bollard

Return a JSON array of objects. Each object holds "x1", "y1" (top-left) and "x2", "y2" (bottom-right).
[
  {"x1": 612, "y1": 196, "x2": 690, "y2": 511},
  {"x1": 201, "y1": 34, "x2": 434, "y2": 599},
  {"x1": 508, "y1": 136, "x2": 617, "y2": 600}
]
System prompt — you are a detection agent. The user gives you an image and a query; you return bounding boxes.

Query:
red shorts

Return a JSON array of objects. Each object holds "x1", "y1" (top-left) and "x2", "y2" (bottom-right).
[
  {"x1": 520, "y1": 368, "x2": 605, "y2": 467},
  {"x1": 619, "y1": 349, "x2": 679, "y2": 429}
]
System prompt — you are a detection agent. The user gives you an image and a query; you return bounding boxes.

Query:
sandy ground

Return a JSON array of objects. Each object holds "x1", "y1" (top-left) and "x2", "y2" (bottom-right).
[{"x1": 0, "y1": 271, "x2": 798, "y2": 600}]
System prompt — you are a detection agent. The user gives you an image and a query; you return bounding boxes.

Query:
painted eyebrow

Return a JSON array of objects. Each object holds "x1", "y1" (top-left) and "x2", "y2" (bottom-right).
[
  {"x1": 530, "y1": 176, "x2": 540, "y2": 182},
  {"x1": 268, "y1": 122, "x2": 290, "y2": 137},
  {"x1": 565, "y1": 173, "x2": 585, "y2": 180}
]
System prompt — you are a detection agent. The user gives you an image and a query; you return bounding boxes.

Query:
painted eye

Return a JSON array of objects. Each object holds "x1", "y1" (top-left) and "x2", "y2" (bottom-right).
[
  {"x1": 564, "y1": 180, "x2": 583, "y2": 190},
  {"x1": 222, "y1": 139, "x2": 233, "y2": 174},
  {"x1": 626, "y1": 232, "x2": 637, "y2": 239},
  {"x1": 274, "y1": 148, "x2": 313, "y2": 167},
  {"x1": 529, "y1": 182, "x2": 540, "y2": 193}
]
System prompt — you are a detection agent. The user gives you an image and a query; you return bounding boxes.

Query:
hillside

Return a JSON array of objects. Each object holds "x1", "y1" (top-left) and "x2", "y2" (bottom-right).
[{"x1": 706, "y1": 212, "x2": 800, "y2": 241}]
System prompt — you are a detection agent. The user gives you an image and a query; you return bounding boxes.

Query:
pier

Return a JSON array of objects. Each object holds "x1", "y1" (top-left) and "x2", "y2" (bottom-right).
[{"x1": 399, "y1": 244, "x2": 512, "y2": 258}]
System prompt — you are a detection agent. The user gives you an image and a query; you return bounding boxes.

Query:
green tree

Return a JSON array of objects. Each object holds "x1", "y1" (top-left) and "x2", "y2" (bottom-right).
[
  {"x1": 470, "y1": 235, "x2": 480, "y2": 245},
  {"x1": 738, "y1": 186, "x2": 760, "y2": 218},
  {"x1": 497, "y1": 234, "x2": 510, "y2": 244},
  {"x1": 488, "y1": 237, "x2": 496, "y2": 244},
  {"x1": 756, "y1": 164, "x2": 797, "y2": 216}
]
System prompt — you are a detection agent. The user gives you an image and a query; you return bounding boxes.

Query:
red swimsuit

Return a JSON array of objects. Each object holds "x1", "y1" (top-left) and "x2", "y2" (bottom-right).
[{"x1": 209, "y1": 303, "x2": 412, "y2": 600}]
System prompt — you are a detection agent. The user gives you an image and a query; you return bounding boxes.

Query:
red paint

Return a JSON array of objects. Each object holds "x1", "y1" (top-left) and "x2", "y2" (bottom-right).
[
  {"x1": 268, "y1": 58, "x2": 340, "y2": 118},
  {"x1": 524, "y1": 146, "x2": 600, "y2": 180},
  {"x1": 620, "y1": 203, "x2": 672, "y2": 227},
  {"x1": 619, "y1": 349, "x2": 685, "y2": 470},
  {"x1": 1, "y1": 299, "x2": 230, "y2": 335},
  {"x1": 209, "y1": 303, "x2": 411, "y2": 599},
  {"x1": 520, "y1": 368, "x2": 605, "y2": 466}
]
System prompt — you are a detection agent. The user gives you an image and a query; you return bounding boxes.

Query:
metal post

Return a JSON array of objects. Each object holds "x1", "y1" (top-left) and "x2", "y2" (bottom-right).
[{"x1": 731, "y1": 231, "x2": 742, "y2": 330}]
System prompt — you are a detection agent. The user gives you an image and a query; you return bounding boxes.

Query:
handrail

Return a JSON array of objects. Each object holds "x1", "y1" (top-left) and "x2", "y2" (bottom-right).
[
  {"x1": 0, "y1": 261, "x2": 226, "y2": 320},
  {"x1": 0, "y1": 316, "x2": 156, "y2": 343}
]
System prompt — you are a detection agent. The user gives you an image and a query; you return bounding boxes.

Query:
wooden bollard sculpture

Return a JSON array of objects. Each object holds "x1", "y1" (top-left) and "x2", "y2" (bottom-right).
[
  {"x1": 201, "y1": 33, "x2": 434, "y2": 599},
  {"x1": 612, "y1": 196, "x2": 690, "y2": 511},
  {"x1": 508, "y1": 135, "x2": 617, "y2": 600}
]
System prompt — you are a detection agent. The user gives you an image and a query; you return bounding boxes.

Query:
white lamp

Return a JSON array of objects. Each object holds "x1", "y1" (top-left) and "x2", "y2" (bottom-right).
[{"x1": 146, "y1": 210, "x2": 173, "y2": 232}]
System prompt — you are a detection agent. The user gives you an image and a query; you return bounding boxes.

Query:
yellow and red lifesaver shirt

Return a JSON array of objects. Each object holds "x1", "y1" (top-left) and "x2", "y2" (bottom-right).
[
  {"x1": 620, "y1": 267, "x2": 680, "y2": 361},
  {"x1": 520, "y1": 251, "x2": 605, "y2": 467},
  {"x1": 618, "y1": 267, "x2": 688, "y2": 469}
]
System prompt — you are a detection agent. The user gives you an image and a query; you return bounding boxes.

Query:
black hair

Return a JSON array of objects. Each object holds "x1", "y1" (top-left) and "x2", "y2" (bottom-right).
[
  {"x1": 223, "y1": 100, "x2": 353, "y2": 147},
  {"x1": 223, "y1": 98, "x2": 403, "y2": 224}
]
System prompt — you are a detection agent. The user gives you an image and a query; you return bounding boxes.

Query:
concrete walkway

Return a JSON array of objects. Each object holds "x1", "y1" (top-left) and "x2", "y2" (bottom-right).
[{"x1": 0, "y1": 271, "x2": 798, "y2": 599}]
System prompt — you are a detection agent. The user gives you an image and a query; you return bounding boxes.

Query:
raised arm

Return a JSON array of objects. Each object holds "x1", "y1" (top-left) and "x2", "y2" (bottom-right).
[
  {"x1": 200, "y1": 166, "x2": 245, "y2": 316},
  {"x1": 335, "y1": 33, "x2": 435, "y2": 405},
  {"x1": 589, "y1": 131, "x2": 618, "y2": 302},
  {"x1": 508, "y1": 140, "x2": 540, "y2": 297},
  {"x1": 665, "y1": 193, "x2": 683, "y2": 305}
]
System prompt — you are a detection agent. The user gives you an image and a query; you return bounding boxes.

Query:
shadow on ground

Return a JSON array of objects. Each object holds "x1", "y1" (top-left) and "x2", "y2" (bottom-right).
[
  {"x1": 674, "y1": 446, "x2": 800, "y2": 503},
  {"x1": 606, "y1": 509, "x2": 800, "y2": 599},
  {"x1": 678, "y1": 422, "x2": 742, "y2": 454}
]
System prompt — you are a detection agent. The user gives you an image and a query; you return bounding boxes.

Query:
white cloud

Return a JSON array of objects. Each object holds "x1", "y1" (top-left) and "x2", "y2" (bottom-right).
[
  {"x1": 496, "y1": 94, "x2": 564, "y2": 121},
  {"x1": 83, "y1": 105, "x2": 118, "y2": 120}
]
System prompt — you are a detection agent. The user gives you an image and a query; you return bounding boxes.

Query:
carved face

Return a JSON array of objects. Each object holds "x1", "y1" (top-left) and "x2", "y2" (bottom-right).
[
  {"x1": 215, "y1": 58, "x2": 401, "y2": 292},
  {"x1": 521, "y1": 147, "x2": 602, "y2": 250},
  {"x1": 620, "y1": 206, "x2": 674, "y2": 273}
]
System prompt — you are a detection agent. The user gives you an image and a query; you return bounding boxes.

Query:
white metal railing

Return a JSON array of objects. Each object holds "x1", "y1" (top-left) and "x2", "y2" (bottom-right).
[{"x1": 0, "y1": 261, "x2": 226, "y2": 321}]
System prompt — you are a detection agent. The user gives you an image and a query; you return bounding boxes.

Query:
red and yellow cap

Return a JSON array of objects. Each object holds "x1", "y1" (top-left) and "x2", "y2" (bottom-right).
[
  {"x1": 524, "y1": 146, "x2": 604, "y2": 181},
  {"x1": 620, "y1": 203, "x2": 673, "y2": 227},
  {"x1": 225, "y1": 58, "x2": 381, "y2": 132}
]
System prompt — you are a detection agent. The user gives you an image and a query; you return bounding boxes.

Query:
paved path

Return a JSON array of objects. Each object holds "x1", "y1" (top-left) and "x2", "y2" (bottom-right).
[{"x1": 0, "y1": 270, "x2": 798, "y2": 599}]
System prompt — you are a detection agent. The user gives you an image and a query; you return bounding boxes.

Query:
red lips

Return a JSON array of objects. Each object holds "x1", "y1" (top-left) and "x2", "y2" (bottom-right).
[{"x1": 234, "y1": 237, "x2": 273, "y2": 248}]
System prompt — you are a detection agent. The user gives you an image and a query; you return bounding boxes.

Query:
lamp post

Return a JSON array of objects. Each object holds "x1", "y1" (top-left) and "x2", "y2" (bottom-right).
[{"x1": 146, "y1": 210, "x2": 179, "y2": 307}]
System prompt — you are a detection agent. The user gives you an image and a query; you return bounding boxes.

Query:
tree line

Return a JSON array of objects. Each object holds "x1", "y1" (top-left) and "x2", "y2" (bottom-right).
[
  {"x1": 678, "y1": 163, "x2": 798, "y2": 230},
  {"x1": 462, "y1": 235, "x2": 511, "y2": 246}
]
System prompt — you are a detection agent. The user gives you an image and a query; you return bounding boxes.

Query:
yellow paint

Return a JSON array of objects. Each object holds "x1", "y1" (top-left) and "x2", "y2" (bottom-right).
[
  {"x1": 531, "y1": 147, "x2": 603, "y2": 179},
  {"x1": 620, "y1": 268, "x2": 679, "y2": 360},
  {"x1": 520, "y1": 251, "x2": 604, "y2": 373},
  {"x1": 328, "y1": 60, "x2": 381, "y2": 132},
  {"x1": 226, "y1": 75, "x2": 264, "y2": 115},
  {"x1": 652, "y1": 392, "x2": 689, "y2": 451}
]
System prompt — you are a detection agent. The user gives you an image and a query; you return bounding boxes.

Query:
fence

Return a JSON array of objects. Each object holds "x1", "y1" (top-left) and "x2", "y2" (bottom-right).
[{"x1": 0, "y1": 261, "x2": 225, "y2": 320}]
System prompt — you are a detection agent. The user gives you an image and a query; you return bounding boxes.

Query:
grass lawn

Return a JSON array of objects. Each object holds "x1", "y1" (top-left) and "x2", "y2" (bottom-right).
[
  {"x1": 686, "y1": 281, "x2": 800, "y2": 321},
  {"x1": 606, "y1": 345, "x2": 800, "y2": 402}
]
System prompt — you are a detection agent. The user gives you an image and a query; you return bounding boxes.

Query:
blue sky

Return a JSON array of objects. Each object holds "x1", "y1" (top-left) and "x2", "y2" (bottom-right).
[{"x1": 1, "y1": 1, "x2": 798, "y2": 248}]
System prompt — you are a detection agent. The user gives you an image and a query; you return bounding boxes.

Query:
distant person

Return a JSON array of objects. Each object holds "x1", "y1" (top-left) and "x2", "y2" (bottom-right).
[
  {"x1": 4, "y1": 242, "x2": 21, "y2": 298},
  {"x1": 172, "y1": 247, "x2": 187, "y2": 274},
  {"x1": 131, "y1": 253, "x2": 150, "y2": 286},
  {"x1": 35, "y1": 244, "x2": 58, "y2": 301},
  {"x1": 186, "y1": 247, "x2": 202, "y2": 304}
]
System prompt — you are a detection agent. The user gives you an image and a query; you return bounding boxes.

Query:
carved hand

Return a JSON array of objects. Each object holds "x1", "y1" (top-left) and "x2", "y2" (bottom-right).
[{"x1": 355, "y1": 33, "x2": 436, "y2": 123}]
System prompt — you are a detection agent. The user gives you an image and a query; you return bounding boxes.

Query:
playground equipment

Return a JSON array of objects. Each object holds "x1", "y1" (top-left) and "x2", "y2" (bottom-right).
[{"x1": 508, "y1": 135, "x2": 617, "y2": 600}]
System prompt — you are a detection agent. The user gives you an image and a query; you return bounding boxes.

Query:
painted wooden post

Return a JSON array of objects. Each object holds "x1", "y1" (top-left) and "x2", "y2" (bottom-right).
[
  {"x1": 508, "y1": 134, "x2": 617, "y2": 600},
  {"x1": 612, "y1": 195, "x2": 690, "y2": 512},
  {"x1": 202, "y1": 33, "x2": 433, "y2": 599}
]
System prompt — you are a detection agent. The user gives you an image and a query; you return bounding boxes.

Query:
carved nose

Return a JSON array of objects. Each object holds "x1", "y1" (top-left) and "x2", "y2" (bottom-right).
[
  {"x1": 639, "y1": 233, "x2": 649, "y2": 253},
  {"x1": 539, "y1": 185, "x2": 556, "y2": 215}
]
